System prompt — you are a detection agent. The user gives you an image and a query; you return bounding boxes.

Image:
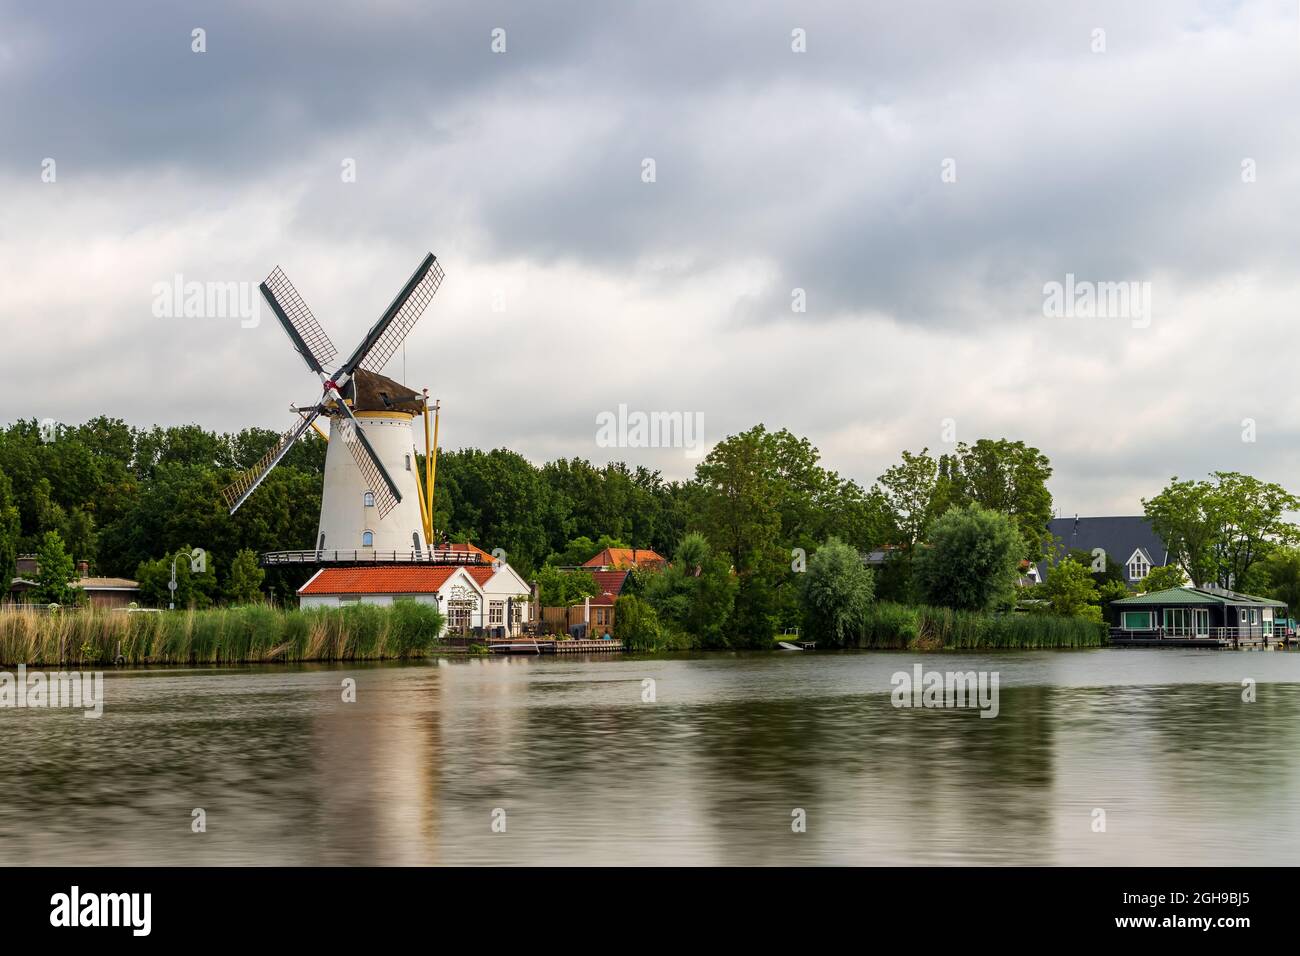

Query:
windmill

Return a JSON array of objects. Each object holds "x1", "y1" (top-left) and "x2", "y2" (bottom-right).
[{"x1": 222, "y1": 253, "x2": 445, "y2": 556}]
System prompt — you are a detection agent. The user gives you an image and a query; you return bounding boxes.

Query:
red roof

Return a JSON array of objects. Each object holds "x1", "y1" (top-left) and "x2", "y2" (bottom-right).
[
  {"x1": 582, "y1": 547, "x2": 666, "y2": 570},
  {"x1": 589, "y1": 570, "x2": 629, "y2": 598},
  {"x1": 300, "y1": 565, "x2": 483, "y2": 595},
  {"x1": 466, "y1": 566, "x2": 496, "y2": 586},
  {"x1": 445, "y1": 542, "x2": 495, "y2": 563}
]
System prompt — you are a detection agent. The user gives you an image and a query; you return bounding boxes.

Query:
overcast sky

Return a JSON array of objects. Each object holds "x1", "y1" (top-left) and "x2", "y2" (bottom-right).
[{"x1": 3, "y1": 0, "x2": 1299, "y2": 515}]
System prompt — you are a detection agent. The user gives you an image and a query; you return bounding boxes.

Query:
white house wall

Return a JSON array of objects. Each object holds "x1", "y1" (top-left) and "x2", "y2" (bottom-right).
[{"x1": 297, "y1": 563, "x2": 532, "y2": 636}]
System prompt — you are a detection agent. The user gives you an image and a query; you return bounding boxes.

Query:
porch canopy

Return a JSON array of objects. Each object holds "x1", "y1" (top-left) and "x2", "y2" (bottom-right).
[{"x1": 1111, "y1": 586, "x2": 1287, "y2": 638}]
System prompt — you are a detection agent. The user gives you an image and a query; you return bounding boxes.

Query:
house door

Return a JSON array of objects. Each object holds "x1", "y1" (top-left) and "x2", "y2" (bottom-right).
[{"x1": 1193, "y1": 609, "x2": 1209, "y2": 637}]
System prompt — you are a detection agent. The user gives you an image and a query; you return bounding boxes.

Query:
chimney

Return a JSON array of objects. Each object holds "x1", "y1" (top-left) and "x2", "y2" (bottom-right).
[{"x1": 77, "y1": 561, "x2": 89, "y2": 578}]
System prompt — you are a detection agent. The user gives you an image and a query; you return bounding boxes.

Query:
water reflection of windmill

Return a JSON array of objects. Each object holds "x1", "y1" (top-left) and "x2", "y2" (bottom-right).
[{"x1": 222, "y1": 252, "x2": 459, "y2": 563}]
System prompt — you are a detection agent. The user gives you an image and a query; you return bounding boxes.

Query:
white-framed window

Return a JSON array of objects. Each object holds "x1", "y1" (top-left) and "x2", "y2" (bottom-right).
[
  {"x1": 363, "y1": 491, "x2": 375, "y2": 508},
  {"x1": 362, "y1": 530, "x2": 374, "y2": 547},
  {"x1": 340, "y1": 596, "x2": 361, "y2": 606},
  {"x1": 447, "y1": 585, "x2": 479, "y2": 632},
  {"x1": 1126, "y1": 550, "x2": 1150, "y2": 581},
  {"x1": 489, "y1": 601, "x2": 504, "y2": 625}
]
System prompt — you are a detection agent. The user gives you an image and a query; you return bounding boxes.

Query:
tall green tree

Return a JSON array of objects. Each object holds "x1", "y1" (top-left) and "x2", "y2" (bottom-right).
[
  {"x1": 1258, "y1": 546, "x2": 1300, "y2": 616},
  {"x1": 1040, "y1": 556, "x2": 1100, "y2": 620},
  {"x1": 0, "y1": 468, "x2": 19, "y2": 590},
  {"x1": 914, "y1": 504, "x2": 1024, "y2": 612},
  {"x1": 642, "y1": 532, "x2": 736, "y2": 647},
  {"x1": 800, "y1": 537, "x2": 875, "y2": 645},
  {"x1": 942, "y1": 439, "x2": 1054, "y2": 561},
  {"x1": 225, "y1": 548, "x2": 265, "y2": 604},
  {"x1": 1144, "y1": 473, "x2": 1298, "y2": 588},
  {"x1": 32, "y1": 530, "x2": 79, "y2": 606}
]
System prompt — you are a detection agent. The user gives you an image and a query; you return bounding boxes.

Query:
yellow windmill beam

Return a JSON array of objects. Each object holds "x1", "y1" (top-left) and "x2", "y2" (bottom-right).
[{"x1": 427, "y1": 393, "x2": 440, "y2": 544}]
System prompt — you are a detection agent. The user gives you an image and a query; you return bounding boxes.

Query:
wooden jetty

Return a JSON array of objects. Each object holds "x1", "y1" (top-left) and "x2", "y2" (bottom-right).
[{"x1": 487, "y1": 637, "x2": 625, "y2": 655}]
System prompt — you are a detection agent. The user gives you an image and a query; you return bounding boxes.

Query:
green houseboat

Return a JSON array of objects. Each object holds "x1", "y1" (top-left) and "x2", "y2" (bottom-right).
[{"x1": 1110, "y1": 586, "x2": 1289, "y2": 647}]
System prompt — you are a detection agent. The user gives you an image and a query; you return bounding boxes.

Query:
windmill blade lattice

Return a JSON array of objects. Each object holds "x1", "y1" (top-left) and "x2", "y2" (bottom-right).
[
  {"x1": 261, "y1": 267, "x2": 339, "y2": 374},
  {"x1": 221, "y1": 409, "x2": 321, "y2": 513},
  {"x1": 359, "y1": 257, "x2": 443, "y2": 373},
  {"x1": 336, "y1": 417, "x2": 400, "y2": 518}
]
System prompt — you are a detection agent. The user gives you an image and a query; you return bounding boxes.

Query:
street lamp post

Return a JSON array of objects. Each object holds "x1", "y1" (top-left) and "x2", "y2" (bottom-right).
[{"x1": 168, "y1": 554, "x2": 180, "y2": 610}]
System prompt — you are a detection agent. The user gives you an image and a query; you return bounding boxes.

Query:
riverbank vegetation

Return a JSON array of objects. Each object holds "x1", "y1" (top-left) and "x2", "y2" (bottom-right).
[
  {"x1": 5, "y1": 417, "x2": 1299, "y2": 654},
  {"x1": 0, "y1": 602, "x2": 444, "y2": 666}
]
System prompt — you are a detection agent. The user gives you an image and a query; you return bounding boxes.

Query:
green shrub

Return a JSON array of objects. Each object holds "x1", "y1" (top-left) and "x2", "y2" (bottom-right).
[{"x1": 614, "y1": 594, "x2": 665, "y2": 651}]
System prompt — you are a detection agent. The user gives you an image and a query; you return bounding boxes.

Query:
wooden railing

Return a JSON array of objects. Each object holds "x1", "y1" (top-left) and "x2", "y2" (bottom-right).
[{"x1": 1111, "y1": 625, "x2": 1277, "y2": 641}]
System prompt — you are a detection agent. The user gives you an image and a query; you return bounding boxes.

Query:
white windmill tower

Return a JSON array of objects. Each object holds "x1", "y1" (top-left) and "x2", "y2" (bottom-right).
[{"x1": 222, "y1": 253, "x2": 452, "y2": 561}]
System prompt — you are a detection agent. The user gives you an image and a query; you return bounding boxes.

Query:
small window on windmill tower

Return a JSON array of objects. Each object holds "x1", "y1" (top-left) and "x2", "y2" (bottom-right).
[
  {"x1": 412, "y1": 531, "x2": 421, "y2": 551},
  {"x1": 364, "y1": 491, "x2": 375, "y2": 508},
  {"x1": 379, "y1": 391, "x2": 392, "y2": 408},
  {"x1": 405, "y1": 454, "x2": 412, "y2": 471},
  {"x1": 362, "y1": 530, "x2": 374, "y2": 547}
]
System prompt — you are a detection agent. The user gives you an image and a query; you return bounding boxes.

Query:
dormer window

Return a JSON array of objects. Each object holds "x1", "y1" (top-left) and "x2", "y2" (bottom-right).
[
  {"x1": 363, "y1": 491, "x2": 375, "y2": 508},
  {"x1": 1126, "y1": 549, "x2": 1150, "y2": 581}
]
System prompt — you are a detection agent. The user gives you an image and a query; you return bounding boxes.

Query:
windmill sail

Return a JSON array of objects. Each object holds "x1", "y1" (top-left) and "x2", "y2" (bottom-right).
[
  {"x1": 336, "y1": 416, "x2": 400, "y2": 519},
  {"x1": 337, "y1": 253, "x2": 444, "y2": 377},
  {"x1": 261, "y1": 267, "x2": 339, "y2": 374},
  {"x1": 221, "y1": 410, "x2": 321, "y2": 514},
  {"x1": 359, "y1": 257, "x2": 443, "y2": 373}
]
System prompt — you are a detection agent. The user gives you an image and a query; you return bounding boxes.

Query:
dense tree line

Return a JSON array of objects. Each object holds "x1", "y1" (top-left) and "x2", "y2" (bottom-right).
[{"x1": 0, "y1": 417, "x2": 1073, "y2": 646}]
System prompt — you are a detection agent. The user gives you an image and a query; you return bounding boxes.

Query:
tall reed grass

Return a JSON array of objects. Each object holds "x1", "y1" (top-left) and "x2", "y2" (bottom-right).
[
  {"x1": 0, "y1": 602, "x2": 445, "y2": 666},
  {"x1": 848, "y1": 602, "x2": 1106, "y2": 650}
]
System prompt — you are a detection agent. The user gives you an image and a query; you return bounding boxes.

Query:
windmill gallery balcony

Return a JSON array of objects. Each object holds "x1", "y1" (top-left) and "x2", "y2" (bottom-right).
[{"x1": 260, "y1": 549, "x2": 486, "y2": 566}]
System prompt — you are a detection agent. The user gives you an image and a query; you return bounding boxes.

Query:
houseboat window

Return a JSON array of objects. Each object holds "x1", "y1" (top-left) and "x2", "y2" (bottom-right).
[
  {"x1": 363, "y1": 491, "x2": 375, "y2": 508},
  {"x1": 1121, "y1": 611, "x2": 1152, "y2": 630},
  {"x1": 1163, "y1": 608, "x2": 1192, "y2": 635},
  {"x1": 362, "y1": 530, "x2": 374, "y2": 547}
]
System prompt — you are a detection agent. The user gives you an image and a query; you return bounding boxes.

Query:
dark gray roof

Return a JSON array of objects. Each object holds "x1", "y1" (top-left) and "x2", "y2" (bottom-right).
[{"x1": 1036, "y1": 516, "x2": 1170, "y2": 582}]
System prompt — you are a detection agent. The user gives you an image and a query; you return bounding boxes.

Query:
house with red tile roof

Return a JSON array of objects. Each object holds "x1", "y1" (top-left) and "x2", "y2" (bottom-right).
[
  {"x1": 582, "y1": 547, "x2": 666, "y2": 571},
  {"x1": 297, "y1": 560, "x2": 532, "y2": 637},
  {"x1": 537, "y1": 569, "x2": 630, "y2": 637}
]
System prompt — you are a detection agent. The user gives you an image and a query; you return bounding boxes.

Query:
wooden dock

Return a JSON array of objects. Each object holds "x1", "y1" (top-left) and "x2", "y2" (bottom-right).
[{"x1": 487, "y1": 638, "x2": 625, "y2": 655}]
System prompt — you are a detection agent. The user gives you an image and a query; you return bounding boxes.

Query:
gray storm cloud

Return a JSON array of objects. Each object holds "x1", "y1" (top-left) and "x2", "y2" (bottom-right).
[{"x1": 2, "y1": 0, "x2": 1299, "y2": 515}]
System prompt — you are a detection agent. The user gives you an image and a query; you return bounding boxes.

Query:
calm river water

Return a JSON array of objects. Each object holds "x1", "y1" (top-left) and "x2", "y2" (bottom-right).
[{"x1": 2, "y1": 649, "x2": 1298, "y2": 865}]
